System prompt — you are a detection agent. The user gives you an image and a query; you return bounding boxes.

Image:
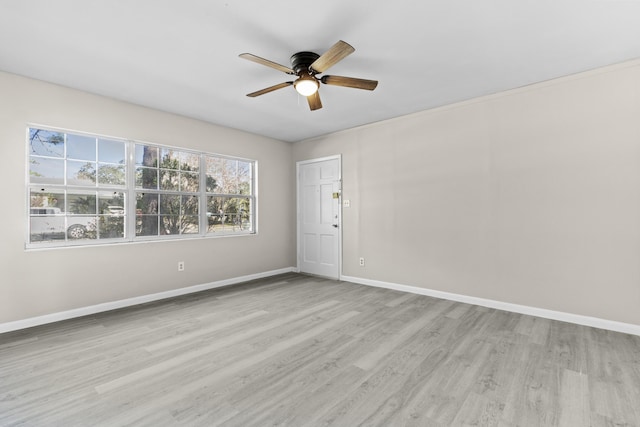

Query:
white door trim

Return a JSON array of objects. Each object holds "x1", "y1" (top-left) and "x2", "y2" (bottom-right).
[{"x1": 296, "y1": 155, "x2": 342, "y2": 280}]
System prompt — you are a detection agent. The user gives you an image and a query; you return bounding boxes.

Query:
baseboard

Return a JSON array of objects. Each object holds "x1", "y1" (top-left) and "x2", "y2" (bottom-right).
[
  {"x1": 341, "y1": 275, "x2": 640, "y2": 337},
  {"x1": 6, "y1": 269, "x2": 638, "y2": 337},
  {"x1": 0, "y1": 267, "x2": 297, "y2": 334}
]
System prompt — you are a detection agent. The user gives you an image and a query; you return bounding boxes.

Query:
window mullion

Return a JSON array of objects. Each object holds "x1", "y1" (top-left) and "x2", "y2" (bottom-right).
[
  {"x1": 126, "y1": 141, "x2": 137, "y2": 241},
  {"x1": 200, "y1": 154, "x2": 206, "y2": 236}
]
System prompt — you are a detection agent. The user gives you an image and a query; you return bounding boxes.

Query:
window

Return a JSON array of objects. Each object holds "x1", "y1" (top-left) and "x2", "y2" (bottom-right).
[
  {"x1": 27, "y1": 127, "x2": 256, "y2": 247},
  {"x1": 205, "y1": 156, "x2": 253, "y2": 234},
  {"x1": 28, "y1": 129, "x2": 126, "y2": 243}
]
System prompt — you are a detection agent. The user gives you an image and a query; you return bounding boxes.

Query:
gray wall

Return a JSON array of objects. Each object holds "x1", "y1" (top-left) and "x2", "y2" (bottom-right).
[
  {"x1": 293, "y1": 61, "x2": 640, "y2": 326},
  {"x1": 0, "y1": 71, "x2": 296, "y2": 324}
]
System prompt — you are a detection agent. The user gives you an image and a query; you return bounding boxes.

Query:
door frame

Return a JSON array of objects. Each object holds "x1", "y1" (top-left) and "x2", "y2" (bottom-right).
[{"x1": 296, "y1": 154, "x2": 342, "y2": 280}]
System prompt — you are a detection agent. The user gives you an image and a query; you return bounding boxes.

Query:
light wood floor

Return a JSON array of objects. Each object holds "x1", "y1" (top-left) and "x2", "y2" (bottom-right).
[{"x1": 1, "y1": 273, "x2": 640, "y2": 426}]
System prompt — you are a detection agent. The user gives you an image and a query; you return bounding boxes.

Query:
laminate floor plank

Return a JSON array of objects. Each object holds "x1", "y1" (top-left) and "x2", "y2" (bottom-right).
[
  {"x1": 557, "y1": 368, "x2": 590, "y2": 426},
  {"x1": 1, "y1": 273, "x2": 640, "y2": 426}
]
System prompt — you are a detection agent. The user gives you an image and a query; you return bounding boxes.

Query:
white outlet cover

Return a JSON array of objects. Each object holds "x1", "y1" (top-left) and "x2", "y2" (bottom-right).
[{"x1": 343, "y1": 200, "x2": 351, "y2": 208}]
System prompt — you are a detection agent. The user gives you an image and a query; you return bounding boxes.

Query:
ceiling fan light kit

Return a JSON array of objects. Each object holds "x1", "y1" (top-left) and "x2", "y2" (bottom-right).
[
  {"x1": 240, "y1": 40, "x2": 378, "y2": 111},
  {"x1": 293, "y1": 73, "x2": 319, "y2": 96}
]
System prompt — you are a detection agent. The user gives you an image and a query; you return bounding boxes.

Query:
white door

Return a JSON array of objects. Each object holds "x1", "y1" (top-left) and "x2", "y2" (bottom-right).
[{"x1": 297, "y1": 156, "x2": 341, "y2": 279}]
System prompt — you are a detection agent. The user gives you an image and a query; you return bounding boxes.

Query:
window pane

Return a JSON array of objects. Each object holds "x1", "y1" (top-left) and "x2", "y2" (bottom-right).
[
  {"x1": 29, "y1": 215, "x2": 65, "y2": 242},
  {"x1": 30, "y1": 190, "x2": 65, "y2": 211},
  {"x1": 97, "y1": 190, "x2": 125, "y2": 239},
  {"x1": 182, "y1": 195, "x2": 198, "y2": 215},
  {"x1": 98, "y1": 192, "x2": 126, "y2": 239},
  {"x1": 223, "y1": 159, "x2": 239, "y2": 194},
  {"x1": 160, "y1": 148, "x2": 180, "y2": 170},
  {"x1": 98, "y1": 215, "x2": 124, "y2": 239},
  {"x1": 181, "y1": 152, "x2": 200, "y2": 172},
  {"x1": 136, "y1": 167, "x2": 158, "y2": 189},
  {"x1": 220, "y1": 159, "x2": 237, "y2": 194},
  {"x1": 30, "y1": 216, "x2": 66, "y2": 242},
  {"x1": 135, "y1": 145, "x2": 158, "y2": 167},
  {"x1": 30, "y1": 157, "x2": 64, "y2": 184},
  {"x1": 67, "y1": 193, "x2": 97, "y2": 215},
  {"x1": 160, "y1": 215, "x2": 180, "y2": 235},
  {"x1": 136, "y1": 193, "x2": 158, "y2": 214},
  {"x1": 67, "y1": 217, "x2": 97, "y2": 240},
  {"x1": 137, "y1": 216, "x2": 158, "y2": 236},
  {"x1": 98, "y1": 139, "x2": 125, "y2": 164},
  {"x1": 181, "y1": 172, "x2": 199, "y2": 192},
  {"x1": 205, "y1": 172, "x2": 218, "y2": 193},
  {"x1": 238, "y1": 161, "x2": 252, "y2": 195},
  {"x1": 233, "y1": 197, "x2": 251, "y2": 228},
  {"x1": 205, "y1": 156, "x2": 223, "y2": 193},
  {"x1": 206, "y1": 196, "x2": 224, "y2": 231},
  {"x1": 29, "y1": 189, "x2": 66, "y2": 242},
  {"x1": 136, "y1": 193, "x2": 159, "y2": 237},
  {"x1": 206, "y1": 157, "x2": 243, "y2": 194},
  {"x1": 159, "y1": 170, "x2": 179, "y2": 190},
  {"x1": 181, "y1": 216, "x2": 199, "y2": 234},
  {"x1": 99, "y1": 192, "x2": 125, "y2": 215},
  {"x1": 98, "y1": 164, "x2": 125, "y2": 186},
  {"x1": 67, "y1": 161, "x2": 96, "y2": 186},
  {"x1": 67, "y1": 134, "x2": 96, "y2": 161},
  {"x1": 207, "y1": 157, "x2": 253, "y2": 195},
  {"x1": 231, "y1": 197, "x2": 252, "y2": 231},
  {"x1": 206, "y1": 196, "x2": 251, "y2": 233},
  {"x1": 160, "y1": 194, "x2": 180, "y2": 215},
  {"x1": 157, "y1": 194, "x2": 200, "y2": 235},
  {"x1": 29, "y1": 129, "x2": 64, "y2": 158}
]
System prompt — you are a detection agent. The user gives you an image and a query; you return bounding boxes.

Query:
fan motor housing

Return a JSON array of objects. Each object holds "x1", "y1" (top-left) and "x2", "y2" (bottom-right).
[{"x1": 290, "y1": 51, "x2": 320, "y2": 74}]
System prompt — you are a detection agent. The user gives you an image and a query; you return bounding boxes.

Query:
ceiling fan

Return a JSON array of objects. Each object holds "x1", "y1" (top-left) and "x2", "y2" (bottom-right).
[{"x1": 239, "y1": 40, "x2": 378, "y2": 111}]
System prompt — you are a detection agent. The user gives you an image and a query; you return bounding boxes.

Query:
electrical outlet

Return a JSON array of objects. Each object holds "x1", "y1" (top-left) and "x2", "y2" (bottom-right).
[
  {"x1": 359, "y1": 257, "x2": 365, "y2": 267},
  {"x1": 178, "y1": 261, "x2": 185, "y2": 272},
  {"x1": 343, "y1": 200, "x2": 351, "y2": 208}
]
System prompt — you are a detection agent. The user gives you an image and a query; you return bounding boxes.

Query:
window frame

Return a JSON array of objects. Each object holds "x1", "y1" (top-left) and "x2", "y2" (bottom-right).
[{"x1": 26, "y1": 126, "x2": 257, "y2": 249}]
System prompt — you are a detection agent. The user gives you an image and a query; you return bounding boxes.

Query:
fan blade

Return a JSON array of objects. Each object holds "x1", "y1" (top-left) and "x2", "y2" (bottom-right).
[
  {"x1": 239, "y1": 53, "x2": 295, "y2": 75},
  {"x1": 321, "y1": 75, "x2": 378, "y2": 91},
  {"x1": 307, "y1": 91, "x2": 322, "y2": 111},
  {"x1": 309, "y1": 40, "x2": 355, "y2": 74},
  {"x1": 247, "y1": 82, "x2": 293, "y2": 97}
]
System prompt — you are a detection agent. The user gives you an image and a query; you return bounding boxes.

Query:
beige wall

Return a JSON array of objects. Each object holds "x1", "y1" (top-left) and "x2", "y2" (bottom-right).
[
  {"x1": 3, "y1": 60, "x2": 639, "y2": 329},
  {"x1": 293, "y1": 60, "x2": 640, "y2": 326},
  {"x1": 0, "y1": 71, "x2": 296, "y2": 324}
]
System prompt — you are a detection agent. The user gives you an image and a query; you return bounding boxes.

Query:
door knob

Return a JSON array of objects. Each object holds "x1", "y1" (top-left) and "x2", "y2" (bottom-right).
[{"x1": 332, "y1": 224, "x2": 339, "y2": 228}]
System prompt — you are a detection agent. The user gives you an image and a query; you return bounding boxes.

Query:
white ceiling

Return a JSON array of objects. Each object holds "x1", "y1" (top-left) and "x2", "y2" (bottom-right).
[{"x1": 1, "y1": 1, "x2": 639, "y2": 142}]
